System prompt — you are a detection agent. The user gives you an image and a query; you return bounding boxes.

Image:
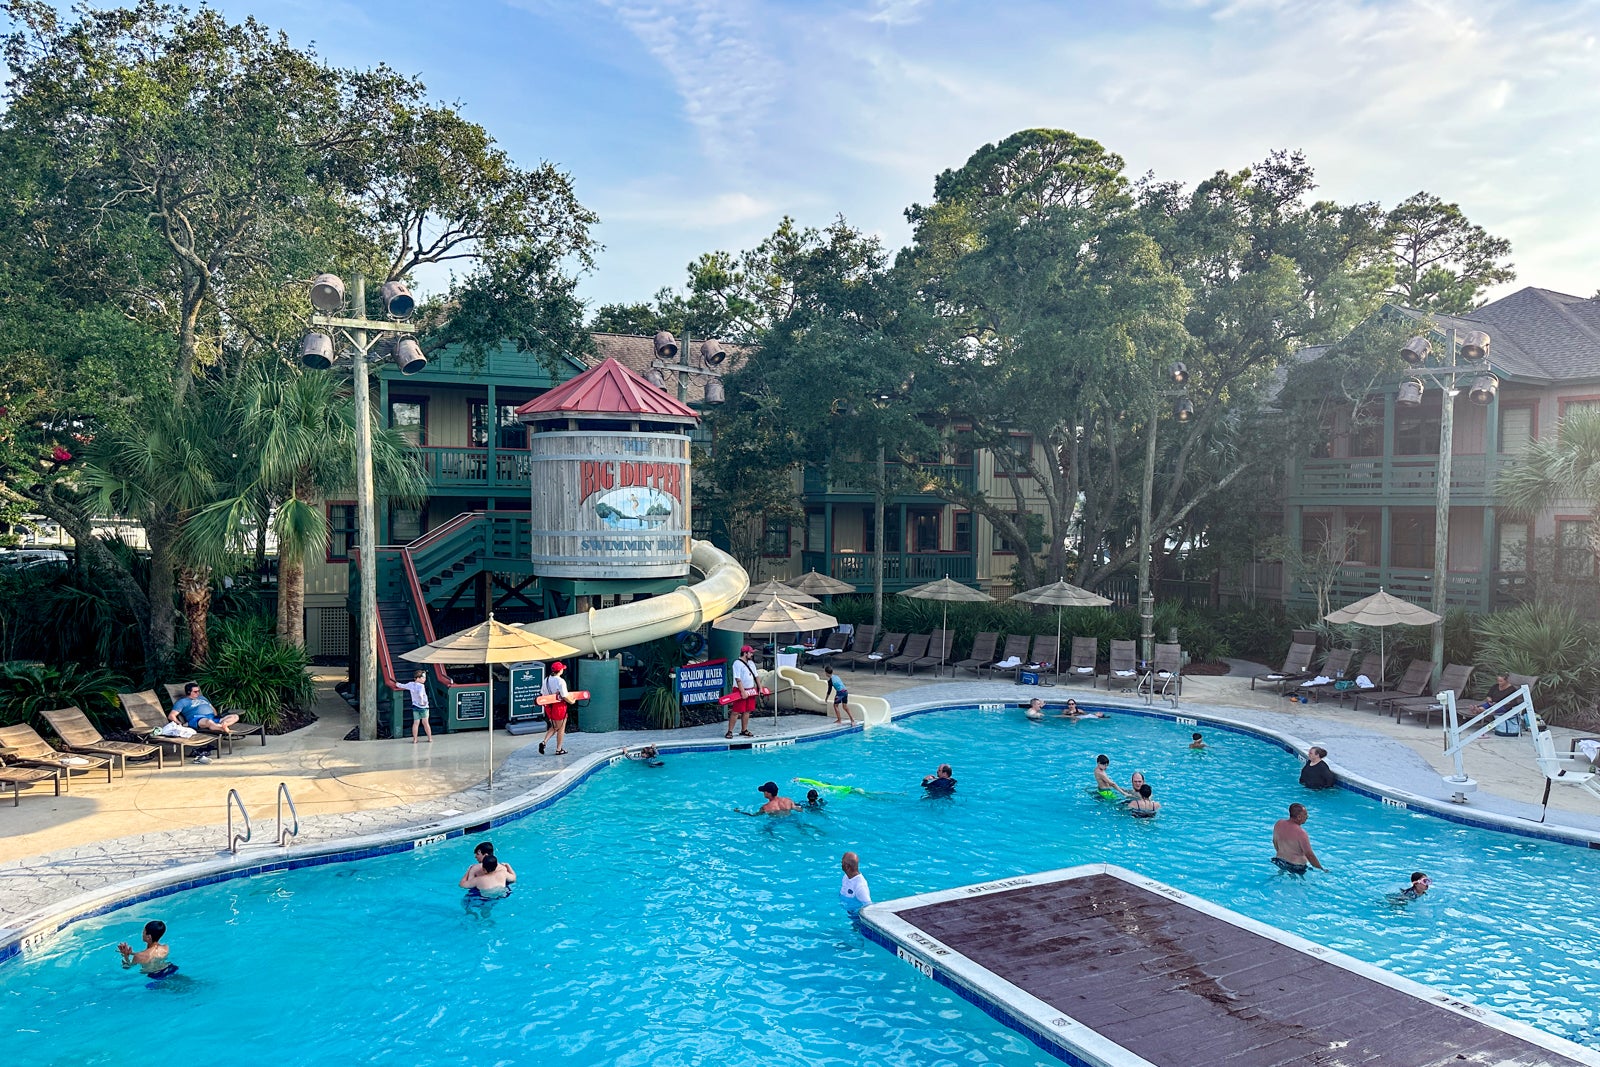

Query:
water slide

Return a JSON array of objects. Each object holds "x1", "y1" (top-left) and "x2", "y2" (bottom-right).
[
  {"x1": 759, "y1": 664, "x2": 893, "y2": 726},
  {"x1": 520, "y1": 539, "x2": 750, "y2": 655}
]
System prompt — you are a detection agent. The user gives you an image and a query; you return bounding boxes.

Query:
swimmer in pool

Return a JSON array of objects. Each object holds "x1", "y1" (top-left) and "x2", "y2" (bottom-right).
[
  {"x1": 737, "y1": 781, "x2": 798, "y2": 815},
  {"x1": 1126, "y1": 783, "x2": 1160, "y2": 818},
  {"x1": 1025, "y1": 697, "x2": 1045, "y2": 720},
  {"x1": 117, "y1": 920, "x2": 177, "y2": 979},
  {"x1": 1392, "y1": 871, "x2": 1431, "y2": 902},
  {"x1": 1124, "y1": 770, "x2": 1148, "y2": 801},
  {"x1": 1189, "y1": 732, "x2": 1206, "y2": 750},
  {"x1": 460, "y1": 853, "x2": 514, "y2": 906},
  {"x1": 1060, "y1": 699, "x2": 1106, "y2": 720},
  {"x1": 622, "y1": 744, "x2": 663, "y2": 766},
  {"x1": 921, "y1": 764, "x2": 956, "y2": 797},
  {"x1": 463, "y1": 841, "x2": 516, "y2": 885},
  {"x1": 804, "y1": 789, "x2": 827, "y2": 810},
  {"x1": 1093, "y1": 754, "x2": 1126, "y2": 799},
  {"x1": 1271, "y1": 803, "x2": 1324, "y2": 874}
]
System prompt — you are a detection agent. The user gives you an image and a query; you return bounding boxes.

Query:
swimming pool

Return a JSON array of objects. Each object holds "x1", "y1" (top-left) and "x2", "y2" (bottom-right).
[{"x1": 6, "y1": 705, "x2": 1600, "y2": 1065}]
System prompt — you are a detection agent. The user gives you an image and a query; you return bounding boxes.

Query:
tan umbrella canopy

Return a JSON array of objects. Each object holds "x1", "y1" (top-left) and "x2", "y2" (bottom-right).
[
  {"x1": 900, "y1": 576, "x2": 994, "y2": 652},
  {"x1": 742, "y1": 579, "x2": 820, "y2": 605},
  {"x1": 403, "y1": 614, "x2": 580, "y2": 787},
  {"x1": 1011, "y1": 579, "x2": 1113, "y2": 680},
  {"x1": 789, "y1": 568, "x2": 856, "y2": 596},
  {"x1": 713, "y1": 596, "x2": 839, "y2": 634},
  {"x1": 1323, "y1": 588, "x2": 1440, "y2": 686}
]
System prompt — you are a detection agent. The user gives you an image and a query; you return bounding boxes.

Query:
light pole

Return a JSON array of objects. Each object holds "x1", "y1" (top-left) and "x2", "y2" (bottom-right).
[
  {"x1": 1137, "y1": 363, "x2": 1195, "y2": 663},
  {"x1": 300, "y1": 273, "x2": 425, "y2": 741},
  {"x1": 1396, "y1": 325, "x2": 1495, "y2": 683},
  {"x1": 644, "y1": 331, "x2": 728, "y2": 405}
]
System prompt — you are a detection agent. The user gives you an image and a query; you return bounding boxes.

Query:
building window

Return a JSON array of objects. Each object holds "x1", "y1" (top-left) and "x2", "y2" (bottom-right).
[
  {"x1": 1392, "y1": 405, "x2": 1441, "y2": 456},
  {"x1": 1496, "y1": 521, "x2": 1528, "y2": 572},
  {"x1": 863, "y1": 510, "x2": 903, "y2": 554},
  {"x1": 389, "y1": 398, "x2": 427, "y2": 446},
  {"x1": 953, "y1": 512, "x2": 973, "y2": 554},
  {"x1": 805, "y1": 509, "x2": 825, "y2": 552},
  {"x1": 910, "y1": 509, "x2": 940, "y2": 553},
  {"x1": 1390, "y1": 512, "x2": 1435, "y2": 569},
  {"x1": 327, "y1": 503, "x2": 357, "y2": 561},
  {"x1": 390, "y1": 505, "x2": 424, "y2": 544},
  {"x1": 1349, "y1": 400, "x2": 1383, "y2": 458},
  {"x1": 1556, "y1": 519, "x2": 1596, "y2": 579},
  {"x1": 762, "y1": 516, "x2": 790, "y2": 557},
  {"x1": 469, "y1": 402, "x2": 528, "y2": 449},
  {"x1": 1498, "y1": 405, "x2": 1534, "y2": 454}
]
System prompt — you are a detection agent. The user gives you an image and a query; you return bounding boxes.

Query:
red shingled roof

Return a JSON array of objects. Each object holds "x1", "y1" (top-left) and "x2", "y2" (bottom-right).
[{"x1": 514, "y1": 357, "x2": 699, "y2": 422}]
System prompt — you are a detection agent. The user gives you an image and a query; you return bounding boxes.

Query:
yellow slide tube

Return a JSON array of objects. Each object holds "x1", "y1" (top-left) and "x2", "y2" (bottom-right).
[{"x1": 760, "y1": 664, "x2": 892, "y2": 726}]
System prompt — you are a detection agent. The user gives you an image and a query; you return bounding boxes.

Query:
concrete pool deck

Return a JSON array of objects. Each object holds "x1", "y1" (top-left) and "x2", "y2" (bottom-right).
[{"x1": 3, "y1": 663, "x2": 1598, "y2": 937}]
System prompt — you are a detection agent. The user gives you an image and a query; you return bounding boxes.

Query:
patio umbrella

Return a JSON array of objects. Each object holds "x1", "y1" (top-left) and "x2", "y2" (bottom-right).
[
  {"x1": 713, "y1": 596, "x2": 839, "y2": 634},
  {"x1": 1010, "y1": 579, "x2": 1113, "y2": 681},
  {"x1": 789, "y1": 569, "x2": 855, "y2": 596},
  {"x1": 403, "y1": 613, "x2": 580, "y2": 788},
  {"x1": 742, "y1": 579, "x2": 820, "y2": 604},
  {"x1": 899, "y1": 576, "x2": 994, "y2": 661},
  {"x1": 1323, "y1": 588, "x2": 1440, "y2": 687}
]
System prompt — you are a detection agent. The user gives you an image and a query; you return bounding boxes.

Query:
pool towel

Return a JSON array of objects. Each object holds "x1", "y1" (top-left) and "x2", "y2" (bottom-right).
[
  {"x1": 993, "y1": 656, "x2": 1022, "y2": 669},
  {"x1": 1301, "y1": 675, "x2": 1332, "y2": 687},
  {"x1": 1576, "y1": 740, "x2": 1600, "y2": 764},
  {"x1": 1354, "y1": 675, "x2": 1375, "y2": 689}
]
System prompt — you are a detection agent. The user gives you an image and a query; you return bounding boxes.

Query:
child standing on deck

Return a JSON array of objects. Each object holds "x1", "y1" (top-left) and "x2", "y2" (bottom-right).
[{"x1": 826, "y1": 666, "x2": 854, "y2": 725}]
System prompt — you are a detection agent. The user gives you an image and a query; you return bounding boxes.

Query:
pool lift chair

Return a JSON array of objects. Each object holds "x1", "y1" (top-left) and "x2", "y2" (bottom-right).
[{"x1": 1440, "y1": 684, "x2": 1600, "y2": 819}]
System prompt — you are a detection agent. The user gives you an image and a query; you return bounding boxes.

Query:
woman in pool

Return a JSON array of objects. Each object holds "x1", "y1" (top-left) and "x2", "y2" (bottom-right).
[
  {"x1": 1059, "y1": 699, "x2": 1106, "y2": 720},
  {"x1": 1126, "y1": 783, "x2": 1160, "y2": 818}
]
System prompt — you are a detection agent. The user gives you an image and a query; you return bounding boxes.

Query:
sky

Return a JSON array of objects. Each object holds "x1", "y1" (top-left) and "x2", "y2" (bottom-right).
[{"x1": 82, "y1": 0, "x2": 1600, "y2": 310}]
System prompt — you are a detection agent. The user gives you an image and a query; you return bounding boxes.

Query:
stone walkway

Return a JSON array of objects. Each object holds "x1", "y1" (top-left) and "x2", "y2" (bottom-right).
[{"x1": 5, "y1": 672, "x2": 1598, "y2": 946}]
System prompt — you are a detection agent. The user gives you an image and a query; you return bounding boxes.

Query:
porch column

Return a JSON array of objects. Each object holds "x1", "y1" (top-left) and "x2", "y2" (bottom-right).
[{"x1": 486, "y1": 382, "x2": 498, "y2": 492}]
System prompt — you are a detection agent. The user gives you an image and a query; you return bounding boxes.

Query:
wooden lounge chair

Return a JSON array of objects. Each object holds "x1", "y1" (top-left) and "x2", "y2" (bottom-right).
[
  {"x1": 41, "y1": 705, "x2": 164, "y2": 774},
  {"x1": 982, "y1": 634, "x2": 1031, "y2": 679},
  {"x1": 883, "y1": 633, "x2": 931, "y2": 674},
  {"x1": 1252, "y1": 642, "x2": 1316, "y2": 692},
  {"x1": 951, "y1": 632, "x2": 999, "y2": 677},
  {"x1": 1293, "y1": 649, "x2": 1354, "y2": 701},
  {"x1": 1065, "y1": 637, "x2": 1098, "y2": 685},
  {"x1": 120, "y1": 690, "x2": 221, "y2": 760},
  {"x1": 908, "y1": 630, "x2": 953, "y2": 675},
  {"x1": 1393, "y1": 664, "x2": 1474, "y2": 727},
  {"x1": 1354, "y1": 660, "x2": 1433, "y2": 712},
  {"x1": 0, "y1": 759, "x2": 63, "y2": 805},
  {"x1": 0, "y1": 724, "x2": 113, "y2": 789},
  {"x1": 1026, "y1": 636, "x2": 1060, "y2": 682},
  {"x1": 836, "y1": 625, "x2": 879, "y2": 670},
  {"x1": 1106, "y1": 640, "x2": 1139, "y2": 691},
  {"x1": 162, "y1": 683, "x2": 267, "y2": 747}
]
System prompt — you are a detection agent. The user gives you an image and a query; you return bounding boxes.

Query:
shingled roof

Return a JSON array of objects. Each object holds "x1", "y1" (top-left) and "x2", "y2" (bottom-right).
[
  {"x1": 1403, "y1": 287, "x2": 1600, "y2": 383},
  {"x1": 587, "y1": 333, "x2": 753, "y2": 406},
  {"x1": 514, "y1": 357, "x2": 699, "y2": 422}
]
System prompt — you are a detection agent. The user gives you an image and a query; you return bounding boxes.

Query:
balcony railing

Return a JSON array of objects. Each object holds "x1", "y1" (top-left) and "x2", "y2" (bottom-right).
[
  {"x1": 1290, "y1": 454, "x2": 1512, "y2": 503},
  {"x1": 1287, "y1": 565, "x2": 1534, "y2": 614},
  {"x1": 412, "y1": 446, "x2": 531, "y2": 490},
  {"x1": 802, "y1": 461, "x2": 975, "y2": 498},
  {"x1": 800, "y1": 550, "x2": 976, "y2": 588}
]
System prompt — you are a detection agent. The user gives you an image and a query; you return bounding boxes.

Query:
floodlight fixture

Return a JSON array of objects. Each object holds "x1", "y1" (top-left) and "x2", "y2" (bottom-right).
[
  {"x1": 1400, "y1": 336, "x2": 1431, "y2": 365},
  {"x1": 300, "y1": 332, "x2": 335, "y2": 370},
  {"x1": 381, "y1": 280, "x2": 415, "y2": 319},
  {"x1": 309, "y1": 274, "x2": 346, "y2": 314},
  {"x1": 1173, "y1": 396, "x2": 1195, "y2": 423},
  {"x1": 392, "y1": 338, "x2": 427, "y2": 375},
  {"x1": 645, "y1": 366, "x2": 666, "y2": 389},
  {"x1": 703, "y1": 376, "x2": 725, "y2": 403},
  {"x1": 1467, "y1": 373, "x2": 1499, "y2": 406},
  {"x1": 699, "y1": 338, "x2": 727, "y2": 367},
  {"x1": 653, "y1": 331, "x2": 679, "y2": 360},
  {"x1": 1396, "y1": 377, "x2": 1425, "y2": 407},
  {"x1": 1168, "y1": 361, "x2": 1189, "y2": 385},
  {"x1": 1459, "y1": 330, "x2": 1490, "y2": 362}
]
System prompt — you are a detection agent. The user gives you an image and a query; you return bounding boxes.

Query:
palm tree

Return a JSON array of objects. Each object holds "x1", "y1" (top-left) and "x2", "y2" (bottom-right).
[
  {"x1": 1496, "y1": 408, "x2": 1600, "y2": 560},
  {"x1": 189, "y1": 364, "x2": 424, "y2": 648}
]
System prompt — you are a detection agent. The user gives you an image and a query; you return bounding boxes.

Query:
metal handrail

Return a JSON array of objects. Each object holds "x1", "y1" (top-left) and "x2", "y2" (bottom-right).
[
  {"x1": 276, "y1": 781, "x2": 300, "y2": 847},
  {"x1": 226, "y1": 788, "x2": 251, "y2": 855}
]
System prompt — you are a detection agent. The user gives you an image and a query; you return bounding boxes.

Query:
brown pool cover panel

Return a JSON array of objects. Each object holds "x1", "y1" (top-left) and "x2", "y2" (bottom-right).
[{"x1": 895, "y1": 872, "x2": 1582, "y2": 1067}]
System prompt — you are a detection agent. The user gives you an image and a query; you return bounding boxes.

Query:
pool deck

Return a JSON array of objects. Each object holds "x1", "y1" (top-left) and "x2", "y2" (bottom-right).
[
  {"x1": 860, "y1": 864, "x2": 1600, "y2": 1067},
  {"x1": 3, "y1": 664, "x2": 1599, "y2": 943}
]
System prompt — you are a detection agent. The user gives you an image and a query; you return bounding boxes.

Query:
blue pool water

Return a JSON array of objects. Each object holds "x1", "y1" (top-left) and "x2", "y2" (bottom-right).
[{"x1": 5, "y1": 706, "x2": 1600, "y2": 1065}]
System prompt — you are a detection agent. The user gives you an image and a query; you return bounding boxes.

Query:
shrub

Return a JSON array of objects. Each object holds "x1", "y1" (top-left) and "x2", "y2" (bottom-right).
[
  {"x1": 195, "y1": 615, "x2": 314, "y2": 729},
  {"x1": 0, "y1": 661, "x2": 128, "y2": 731},
  {"x1": 1472, "y1": 602, "x2": 1600, "y2": 723}
]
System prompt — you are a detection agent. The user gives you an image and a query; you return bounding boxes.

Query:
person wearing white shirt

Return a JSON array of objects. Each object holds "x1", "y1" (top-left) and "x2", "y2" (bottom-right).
[
  {"x1": 539, "y1": 661, "x2": 575, "y2": 755},
  {"x1": 727, "y1": 645, "x2": 758, "y2": 739},
  {"x1": 839, "y1": 851, "x2": 871, "y2": 913},
  {"x1": 401, "y1": 670, "x2": 432, "y2": 744}
]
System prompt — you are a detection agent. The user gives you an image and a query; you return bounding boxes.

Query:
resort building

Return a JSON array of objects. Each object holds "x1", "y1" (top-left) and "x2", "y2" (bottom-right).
[{"x1": 1276, "y1": 286, "x2": 1600, "y2": 614}]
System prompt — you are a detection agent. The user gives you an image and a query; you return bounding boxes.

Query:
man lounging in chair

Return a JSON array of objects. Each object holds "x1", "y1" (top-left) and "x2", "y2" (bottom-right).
[{"x1": 170, "y1": 682, "x2": 241, "y2": 735}]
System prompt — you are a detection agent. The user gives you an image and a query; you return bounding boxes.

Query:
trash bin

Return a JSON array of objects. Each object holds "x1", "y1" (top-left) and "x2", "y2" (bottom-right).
[{"x1": 775, "y1": 645, "x2": 801, "y2": 670}]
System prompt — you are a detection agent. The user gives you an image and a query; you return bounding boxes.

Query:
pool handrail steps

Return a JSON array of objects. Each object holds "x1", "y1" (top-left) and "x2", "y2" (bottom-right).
[
  {"x1": 519, "y1": 538, "x2": 748, "y2": 656},
  {"x1": 276, "y1": 782, "x2": 299, "y2": 847},
  {"x1": 226, "y1": 788, "x2": 250, "y2": 855}
]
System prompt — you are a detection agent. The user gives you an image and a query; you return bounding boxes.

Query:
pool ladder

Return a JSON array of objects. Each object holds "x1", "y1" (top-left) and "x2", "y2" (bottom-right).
[{"x1": 225, "y1": 782, "x2": 300, "y2": 854}]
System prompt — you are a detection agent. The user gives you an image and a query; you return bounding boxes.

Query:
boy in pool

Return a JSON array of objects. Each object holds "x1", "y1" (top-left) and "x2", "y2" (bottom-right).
[
  {"x1": 1394, "y1": 871, "x2": 1431, "y2": 901},
  {"x1": 117, "y1": 920, "x2": 177, "y2": 980},
  {"x1": 1093, "y1": 755, "x2": 1125, "y2": 799},
  {"x1": 1189, "y1": 732, "x2": 1205, "y2": 749},
  {"x1": 462, "y1": 841, "x2": 516, "y2": 885},
  {"x1": 622, "y1": 744, "x2": 663, "y2": 766},
  {"x1": 460, "y1": 853, "x2": 514, "y2": 907},
  {"x1": 804, "y1": 788, "x2": 827, "y2": 810}
]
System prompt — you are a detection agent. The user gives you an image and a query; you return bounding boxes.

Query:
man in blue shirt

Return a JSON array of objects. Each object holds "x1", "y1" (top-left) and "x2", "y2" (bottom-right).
[{"x1": 170, "y1": 682, "x2": 240, "y2": 735}]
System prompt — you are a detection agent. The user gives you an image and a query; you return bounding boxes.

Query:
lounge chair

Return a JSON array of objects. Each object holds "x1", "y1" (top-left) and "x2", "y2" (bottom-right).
[
  {"x1": 851, "y1": 632, "x2": 904, "y2": 673},
  {"x1": 41, "y1": 706, "x2": 165, "y2": 774},
  {"x1": 907, "y1": 630, "x2": 953, "y2": 675},
  {"x1": 0, "y1": 724, "x2": 113, "y2": 789},
  {"x1": 1144, "y1": 642, "x2": 1184, "y2": 698},
  {"x1": 120, "y1": 691, "x2": 221, "y2": 760},
  {"x1": 836, "y1": 625, "x2": 879, "y2": 670},
  {"x1": 1252, "y1": 642, "x2": 1316, "y2": 693},
  {"x1": 1106, "y1": 640, "x2": 1139, "y2": 691},
  {"x1": 883, "y1": 633, "x2": 931, "y2": 674},
  {"x1": 993, "y1": 635, "x2": 1039, "y2": 682},
  {"x1": 0, "y1": 759, "x2": 62, "y2": 805},
  {"x1": 1293, "y1": 649, "x2": 1354, "y2": 701},
  {"x1": 951, "y1": 632, "x2": 999, "y2": 677},
  {"x1": 1354, "y1": 660, "x2": 1433, "y2": 712},
  {"x1": 1065, "y1": 637, "x2": 1098, "y2": 685},
  {"x1": 1026, "y1": 636, "x2": 1060, "y2": 683},
  {"x1": 1393, "y1": 664, "x2": 1475, "y2": 727},
  {"x1": 162, "y1": 683, "x2": 267, "y2": 747},
  {"x1": 982, "y1": 634, "x2": 1031, "y2": 679},
  {"x1": 802, "y1": 632, "x2": 849, "y2": 662}
]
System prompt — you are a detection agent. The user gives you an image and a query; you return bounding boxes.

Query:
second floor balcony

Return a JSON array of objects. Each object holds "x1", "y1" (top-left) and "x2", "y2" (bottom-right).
[
  {"x1": 802, "y1": 461, "x2": 975, "y2": 500},
  {"x1": 412, "y1": 446, "x2": 532, "y2": 492},
  {"x1": 1288, "y1": 453, "x2": 1512, "y2": 506}
]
